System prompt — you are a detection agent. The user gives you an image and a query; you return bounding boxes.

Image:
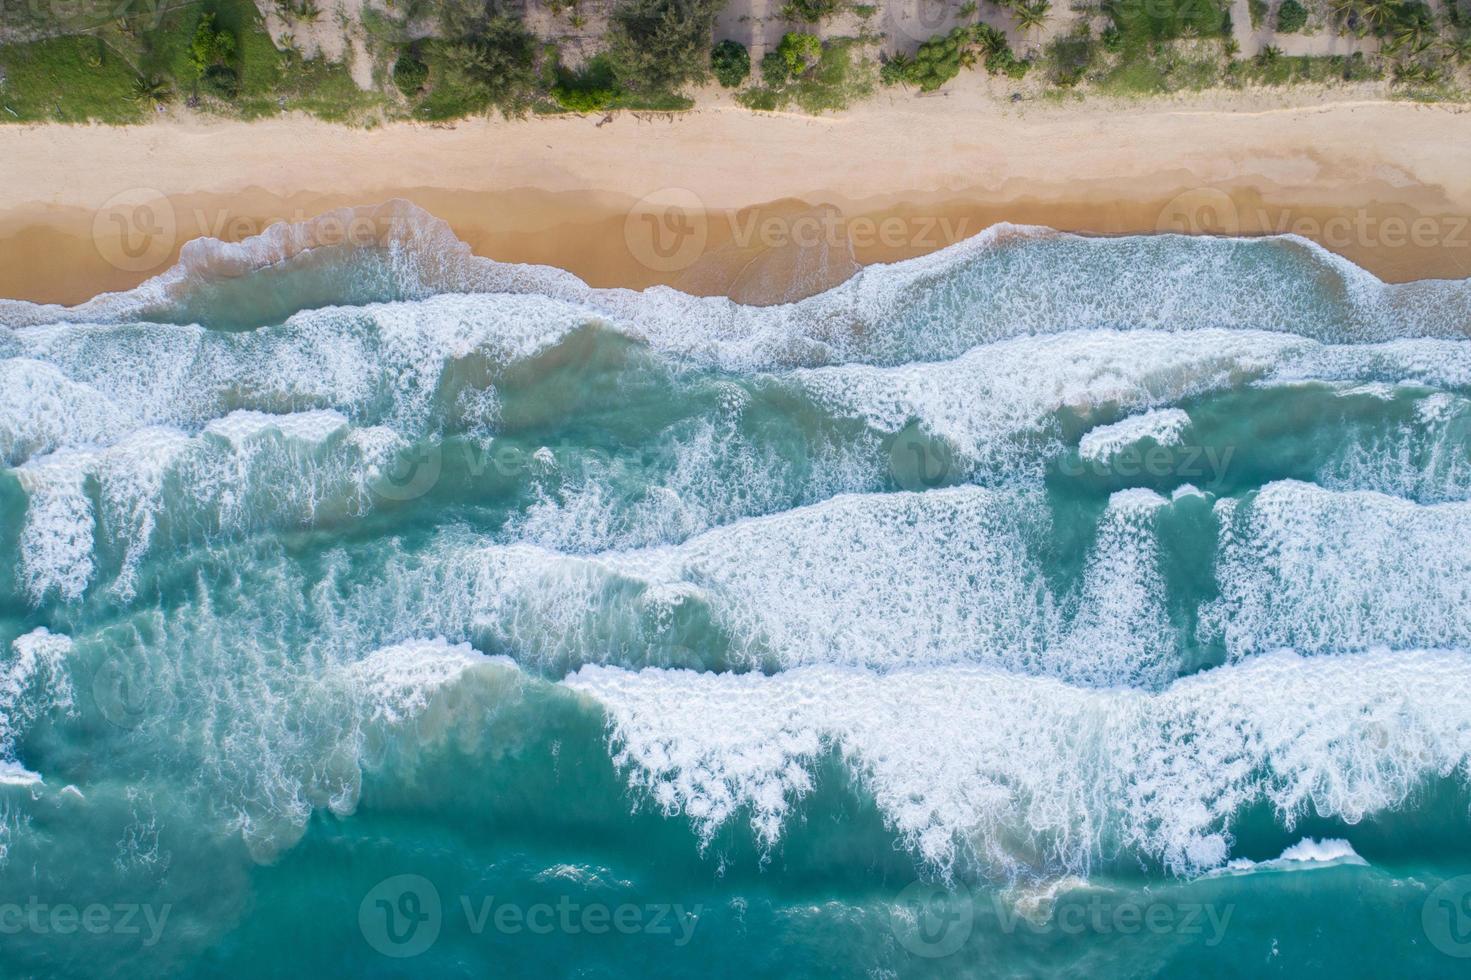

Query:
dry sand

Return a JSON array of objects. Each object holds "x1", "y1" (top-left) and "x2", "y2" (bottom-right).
[{"x1": 3, "y1": 83, "x2": 1471, "y2": 304}]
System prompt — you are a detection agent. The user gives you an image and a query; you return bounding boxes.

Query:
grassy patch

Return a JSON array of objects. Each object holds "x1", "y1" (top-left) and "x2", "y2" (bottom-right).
[
  {"x1": 0, "y1": 0, "x2": 384, "y2": 125},
  {"x1": 1232, "y1": 50, "x2": 1382, "y2": 85},
  {"x1": 737, "y1": 38, "x2": 873, "y2": 113},
  {"x1": 1104, "y1": 0, "x2": 1231, "y2": 45},
  {"x1": 0, "y1": 35, "x2": 146, "y2": 123}
]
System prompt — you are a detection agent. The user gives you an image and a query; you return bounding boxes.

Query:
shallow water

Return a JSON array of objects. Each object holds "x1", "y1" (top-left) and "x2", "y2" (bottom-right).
[{"x1": 2, "y1": 202, "x2": 1471, "y2": 977}]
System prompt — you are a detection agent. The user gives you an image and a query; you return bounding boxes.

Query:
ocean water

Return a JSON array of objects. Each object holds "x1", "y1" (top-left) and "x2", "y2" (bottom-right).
[{"x1": 2, "y1": 201, "x2": 1471, "y2": 977}]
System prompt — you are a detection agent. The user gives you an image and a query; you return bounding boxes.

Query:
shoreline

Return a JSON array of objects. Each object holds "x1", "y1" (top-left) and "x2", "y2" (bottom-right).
[{"x1": 4, "y1": 89, "x2": 1471, "y2": 304}]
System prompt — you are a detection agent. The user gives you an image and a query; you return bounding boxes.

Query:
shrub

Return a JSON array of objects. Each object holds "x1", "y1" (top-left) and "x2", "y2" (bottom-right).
[
  {"x1": 605, "y1": 0, "x2": 724, "y2": 96},
  {"x1": 879, "y1": 53, "x2": 912, "y2": 85},
  {"x1": 781, "y1": 0, "x2": 842, "y2": 18},
  {"x1": 777, "y1": 31, "x2": 823, "y2": 76},
  {"x1": 436, "y1": 16, "x2": 540, "y2": 116},
  {"x1": 1276, "y1": 0, "x2": 1308, "y2": 31},
  {"x1": 762, "y1": 50, "x2": 791, "y2": 85},
  {"x1": 711, "y1": 39, "x2": 751, "y2": 87},
  {"x1": 202, "y1": 64, "x2": 239, "y2": 99},
  {"x1": 551, "y1": 55, "x2": 619, "y2": 111},
  {"x1": 985, "y1": 45, "x2": 1031, "y2": 78},
  {"x1": 189, "y1": 13, "x2": 237, "y2": 80},
  {"x1": 393, "y1": 50, "x2": 429, "y2": 95},
  {"x1": 906, "y1": 28, "x2": 966, "y2": 91},
  {"x1": 1044, "y1": 29, "x2": 1095, "y2": 86},
  {"x1": 971, "y1": 23, "x2": 1009, "y2": 55}
]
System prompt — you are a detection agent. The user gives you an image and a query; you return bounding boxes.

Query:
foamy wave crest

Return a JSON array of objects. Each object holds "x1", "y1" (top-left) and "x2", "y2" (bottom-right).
[
  {"x1": 567, "y1": 648, "x2": 1471, "y2": 879},
  {"x1": 787, "y1": 330, "x2": 1471, "y2": 482},
  {"x1": 7, "y1": 412, "x2": 420, "y2": 602},
  {"x1": 4, "y1": 201, "x2": 1469, "y2": 373},
  {"x1": 1317, "y1": 391, "x2": 1471, "y2": 502},
  {"x1": 2, "y1": 293, "x2": 596, "y2": 462},
  {"x1": 0, "y1": 629, "x2": 74, "y2": 796},
  {"x1": 1201, "y1": 481, "x2": 1471, "y2": 659},
  {"x1": 1080, "y1": 409, "x2": 1192, "y2": 463},
  {"x1": 1217, "y1": 837, "x2": 1367, "y2": 876},
  {"x1": 398, "y1": 486, "x2": 1178, "y2": 685}
]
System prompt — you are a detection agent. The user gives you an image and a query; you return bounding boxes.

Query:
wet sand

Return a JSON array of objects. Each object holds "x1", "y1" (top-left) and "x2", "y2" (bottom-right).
[{"x1": 2, "y1": 92, "x2": 1470, "y2": 305}]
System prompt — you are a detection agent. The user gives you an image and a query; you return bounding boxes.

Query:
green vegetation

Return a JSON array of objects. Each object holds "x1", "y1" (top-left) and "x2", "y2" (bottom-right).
[
  {"x1": 1045, "y1": 27, "x2": 1096, "y2": 86},
  {"x1": 737, "y1": 36, "x2": 873, "y2": 112},
  {"x1": 0, "y1": 35, "x2": 146, "y2": 124},
  {"x1": 1276, "y1": 0, "x2": 1309, "y2": 33},
  {"x1": 1103, "y1": 0, "x2": 1231, "y2": 45},
  {"x1": 711, "y1": 39, "x2": 751, "y2": 87},
  {"x1": 1234, "y1": 49, "x2": 1382, "y2": 83},
  {"x1": 604, "y1": 0, "x2": 723, "y2": 98},
  {"x1": 780, "y1": 0, "x2": 843, "y2": 21},
  {"x1": 0, "y1": 0, "x2": 1467, "y2": 124},
  {"x1": 879, "y1": 23, "x2": 1027, "y2": 91},
  {"x1": 549, "y1": 54, "x2": 620, "y2": 111},
  {"x1": 422, "y1": 11, "x2": 539, "y2": 118},
  {"x1": 0, "y1": 0, "x2": 374, "y2": 123},
  {"x1": 392, "y1": 49, "x2": 430, "y2": 97}
]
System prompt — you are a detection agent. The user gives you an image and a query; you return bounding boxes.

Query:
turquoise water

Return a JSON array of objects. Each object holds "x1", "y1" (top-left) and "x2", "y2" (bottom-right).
[{"x1": 3, "y1": 201, "x2": 1471, "y2": 977}]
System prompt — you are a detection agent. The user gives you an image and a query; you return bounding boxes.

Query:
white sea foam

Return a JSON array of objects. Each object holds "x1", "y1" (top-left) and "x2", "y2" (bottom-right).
[
  {"x1": 7, "y1": 411, "x2": 435, "y2": 602},
  {"x1": 1218, "y1": 837, "x2": 1366, "y2": 875},
  {"x1": 786, "y1": 330, "x2": 1471, "y2": 482},
  {"x1": 203, "y1": 409, "x2": 350, "y2": 448},
  {"x1": 1317, "y1": 392, "x2": 1471, "y2": 503},
  {"x1": 0, "y1": 762, "x2": 42, "y2": 787},
  {"x1": 0, "y1": 629, "x2": 74, "y2": 778},
  {"x1": 416, "y1": 486, "x2": 1177, "y2": 685},
  {"x1": 0, "y1": 359, "x2": 126, "y2": 465},
  {"x1": 566, "y1": 648, "x2": 1471, "y2": 879},
  {"x1": 1201, "y1": 481, "x2": 1471, "y2": 659},
  {"x1": 1079, "y1": 409, "x2": 1192, "y2": 463},
  {"x1": 15, "y1": 450, "x2": 98, "y2": 603},
  {"x1": 7, "y1": 201, "x2": 1468, "y2": 364},
  {"x1": 347, "y1": 637, "x2": 505, "y2": 725}
]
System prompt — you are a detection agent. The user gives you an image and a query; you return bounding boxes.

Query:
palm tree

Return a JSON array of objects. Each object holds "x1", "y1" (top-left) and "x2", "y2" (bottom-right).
[
  {"x1": 1013, "y1": 0, "x2": 1050, "y2": 34},
  {"x1": 1357, "y1": 0, "x2": 1399, "y2": 34},
  {"x1": 1448, "y1": 32, "x2": 1471, "y2": 64},
  {"x1": 972, "y1": 23, "x2": 1008, "y2": 55},
  {"x1": 128, "y1": 75, "x2": 172, "y2": 106},
  {"x1": 1389, "y1": 22, "x2": 1425, "y2": 53}
]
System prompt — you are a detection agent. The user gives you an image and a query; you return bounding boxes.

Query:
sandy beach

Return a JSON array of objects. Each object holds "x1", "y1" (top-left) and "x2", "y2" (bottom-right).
[{"x1": 3, "y1": 82, "x2": 1471, "y2": 304}]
